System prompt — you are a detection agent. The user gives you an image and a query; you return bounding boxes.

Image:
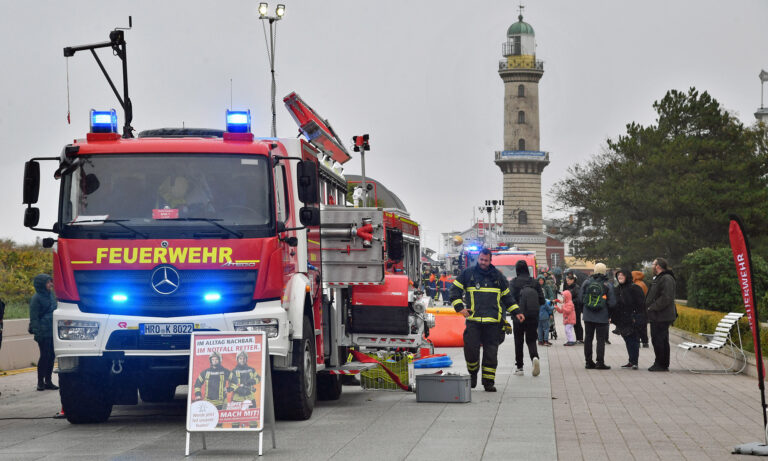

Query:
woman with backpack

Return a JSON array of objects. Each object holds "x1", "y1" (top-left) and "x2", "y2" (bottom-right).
[{"x1": 614, "y1": 269, "x2": 646, "y2": 369}]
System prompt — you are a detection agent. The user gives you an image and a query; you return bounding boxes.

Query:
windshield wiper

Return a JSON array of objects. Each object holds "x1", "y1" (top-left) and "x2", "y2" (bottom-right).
[
  {"x1": 163, "y1": 218, "x2": 243, "y2": 238},
  {"x1": 67, "y1": 219, "x2": 149, "y2": 239}
]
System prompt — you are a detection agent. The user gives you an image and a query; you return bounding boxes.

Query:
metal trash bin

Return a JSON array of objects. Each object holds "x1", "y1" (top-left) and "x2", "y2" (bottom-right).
[{"x1": 415, "y1": 373, "x2": 471, "y2": 403}]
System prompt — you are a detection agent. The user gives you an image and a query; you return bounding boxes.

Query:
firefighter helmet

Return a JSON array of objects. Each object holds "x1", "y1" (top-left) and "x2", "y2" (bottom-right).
[
  {"x1": 237, "y1": 351, "x2": 248, "y2": 362},
  {"x1": 209, "y1": 351, "x2": 222, "y2": 363}
]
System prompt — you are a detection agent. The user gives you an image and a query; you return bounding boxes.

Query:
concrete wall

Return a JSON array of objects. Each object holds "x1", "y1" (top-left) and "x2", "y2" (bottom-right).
[{"x1": 0, "y1": 319, "x2": 38, "y2": 371}]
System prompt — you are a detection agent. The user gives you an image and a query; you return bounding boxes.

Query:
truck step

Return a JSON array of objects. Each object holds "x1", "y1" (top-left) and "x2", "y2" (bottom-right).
[{"x1": 320, "y1": 361, "x2": 379, "y2": 375}]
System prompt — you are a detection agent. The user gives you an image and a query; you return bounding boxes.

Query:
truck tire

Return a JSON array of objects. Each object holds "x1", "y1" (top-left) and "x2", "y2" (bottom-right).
[
  {"x1": 273, "y1": 315, "x2": 316, "y2": 420},
  {"x1": 60, "y1": 370, "x2": 113, "y2": 424},
  {"x1": 317, "y1": 374, "x2": 342, "y2": 401},
  {"x1": 139, "y1": 382, "x2": 177, "y2": 403}
]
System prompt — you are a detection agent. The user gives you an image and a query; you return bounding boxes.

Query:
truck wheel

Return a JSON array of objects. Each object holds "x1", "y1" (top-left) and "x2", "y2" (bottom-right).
[
  {"x1": 60, "y1": 371, "x2": 113, "y2": 424},
  {"x1": 273, "y1": 315, "x2": 316, "y2": 420},
  {"x1": 317, "y1": 374, "x2": 342, "y2": 401},
  {"x1": 139, "y1": 382, "x2": 177, "y2": 403}
]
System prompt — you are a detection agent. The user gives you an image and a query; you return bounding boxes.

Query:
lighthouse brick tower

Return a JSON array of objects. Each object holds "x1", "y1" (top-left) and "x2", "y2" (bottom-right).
[{"x1": 494, "y1": 11, "x2": 549, "y2": 269}]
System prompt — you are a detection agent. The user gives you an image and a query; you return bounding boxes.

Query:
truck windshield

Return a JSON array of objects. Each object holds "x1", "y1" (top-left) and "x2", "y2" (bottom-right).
[{"x1": 60, "y1": 154, "x2": 273, "y2": 238}]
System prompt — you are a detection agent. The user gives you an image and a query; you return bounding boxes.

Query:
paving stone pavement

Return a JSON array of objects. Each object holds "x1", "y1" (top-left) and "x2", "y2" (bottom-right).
[
  {"x1": 0, "y1": 318, "x2": 764, "y2": 460},
  {"x1": 547, "y1": 317, "x2": 766, "y2": 460},
  {"x1": 0, "y1": 342, "x2": 555, "y2": 461}
]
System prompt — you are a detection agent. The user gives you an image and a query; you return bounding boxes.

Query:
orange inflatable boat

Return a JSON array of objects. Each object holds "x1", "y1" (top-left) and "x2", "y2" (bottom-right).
[{"x1": 426, "y1": 307, "x2": 465, "y2": 347}]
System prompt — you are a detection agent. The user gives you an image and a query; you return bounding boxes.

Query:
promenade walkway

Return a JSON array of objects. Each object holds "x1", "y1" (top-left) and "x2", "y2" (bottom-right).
[{"x1": 0, "y1": 320, "x2": 763, "y2": 460}]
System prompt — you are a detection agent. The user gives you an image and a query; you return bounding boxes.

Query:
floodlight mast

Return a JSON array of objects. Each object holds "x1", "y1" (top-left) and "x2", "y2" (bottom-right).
[{"x1": 63, "y1": 17, "x2": 134, "y2": 138}]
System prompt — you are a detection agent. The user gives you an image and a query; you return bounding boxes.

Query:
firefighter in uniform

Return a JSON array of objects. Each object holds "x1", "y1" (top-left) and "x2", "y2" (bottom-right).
[
  {"x1": 194, "y1": 351, "x2": 232, "y2": 411},
  {"x1": 450, "y1": 248, "x2": 524, "y2": 392},
  {"x1": 230, "y1": 350, "x2": 262, "y2": 428}
]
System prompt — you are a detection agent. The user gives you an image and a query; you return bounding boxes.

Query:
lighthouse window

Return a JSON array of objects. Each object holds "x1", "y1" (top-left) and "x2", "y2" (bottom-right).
[
  {"x1": 518, "y1": 111, "x2": 525, "y2": 124},
  {"x1": 518, "y1": 211, "x2": 528, "y2": 225},
  {"x1": 518, "y1": 85, "x2": 525, "y2": 97},
  {"x1": 518, "y1": 139, "x2": 526, "y2": 151}
]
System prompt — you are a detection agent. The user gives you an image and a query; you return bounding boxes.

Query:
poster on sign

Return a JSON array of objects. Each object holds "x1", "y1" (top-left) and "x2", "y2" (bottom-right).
[{"x1": 186, "y1": 332, "x2": 266, "y2": 432}]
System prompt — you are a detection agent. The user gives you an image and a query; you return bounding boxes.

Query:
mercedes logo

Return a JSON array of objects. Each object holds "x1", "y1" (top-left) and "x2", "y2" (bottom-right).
[{"x1": 150, "y1": 266, "x2": 180, "y2": 295}]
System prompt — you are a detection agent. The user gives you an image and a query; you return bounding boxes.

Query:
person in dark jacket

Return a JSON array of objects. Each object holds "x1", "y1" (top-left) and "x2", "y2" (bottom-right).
[
  {"x1": 564, "y1": 273, "x2": 584, "y2": 343},
  {"x1": 645, "y1": 258, "x2": 677, "y2": 371},
  {"x1": 28, "y1": 274, "x2": 58, "y2": 391},
  {"x1": 450, "y1": 248, "x2": 524, "y2": 391},
  {"x1": 632, "y1": 270, "x2": 650, "y2": 348},
  {"x1": 614, "y1": 269, "x2": 646, "y2": 369},
  {"x1": 510, "y1": 260, "x2": 545, "y2": 377},
  {"x1": 580, "y1": 263, "x2": 616, "y2": 370}
]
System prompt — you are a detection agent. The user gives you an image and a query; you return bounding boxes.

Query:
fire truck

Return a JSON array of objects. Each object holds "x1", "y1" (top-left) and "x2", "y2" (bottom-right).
[
  {"x1": 454, "y1": 246, "x2": 537, "y2": 281},
  {"x1": 21, "y1": 30, "x2": 427, "y2": 424}
]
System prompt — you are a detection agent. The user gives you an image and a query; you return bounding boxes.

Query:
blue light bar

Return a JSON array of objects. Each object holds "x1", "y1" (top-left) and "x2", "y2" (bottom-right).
[
  {"x1": 204, "y1": 292, "x2": 222, "y2": 302},
  {"x1": 90, "y1": 109, "x2": 118, "y2": 133},
  {"x1": 112, "y1": 293, "x2": 128, "y2": 302},
  {"x1": 465, "y1": 245, "x2": 479, "y2": 251},
  {"x1": 226, "y1": 109, "x2": 251, "y2": 133}
]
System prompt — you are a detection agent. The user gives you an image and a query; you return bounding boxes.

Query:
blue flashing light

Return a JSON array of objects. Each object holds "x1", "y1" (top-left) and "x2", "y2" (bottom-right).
[
  {"x1": 465, "y1": 245, "x2": 479, "y2": 251},
  {"x1": 112, "y1": 293, "x2": 128, "y2": 302},
  {"x1": 226, "y1": 109, "x2": 251, "y2": 133},
  {"x1": 204, "y1": 292, "x2": 222, "y2": 302},
  {"x1": 90, "y1": 109, "x2": 118, "y2": 133}
]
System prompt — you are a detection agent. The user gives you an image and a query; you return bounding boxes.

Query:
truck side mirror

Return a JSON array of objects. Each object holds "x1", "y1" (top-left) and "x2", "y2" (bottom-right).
[
  {"x1": 24, "y1": 207, "x2": 40, "y2": 228},
  {"x1": 297, "y1": 160, "x2": 318, "y2": 204},
  {"x1": 23, "y1": 161, "x2": 41, "y2": 204},
  {"x1": 299, "y1": 207, "x2": 320, "y2": 226},
  {"x1": 386, "y1": 228, "x2": 404, "y2": 262}
]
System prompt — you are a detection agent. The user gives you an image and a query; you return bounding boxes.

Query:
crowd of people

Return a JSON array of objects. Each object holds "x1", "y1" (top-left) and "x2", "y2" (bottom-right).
[{"x1": 450, "y1": 249, "x2": 678, "y2": 391}]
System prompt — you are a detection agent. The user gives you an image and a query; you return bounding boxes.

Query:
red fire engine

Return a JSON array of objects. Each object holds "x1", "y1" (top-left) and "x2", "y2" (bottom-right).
[{"x1": 22, "y1": 29, "x2": 428, "y2": 424}]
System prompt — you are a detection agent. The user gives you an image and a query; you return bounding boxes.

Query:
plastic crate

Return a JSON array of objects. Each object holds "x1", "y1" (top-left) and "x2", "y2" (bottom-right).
[{"x1": 415, "y1": 373, "x2": 471, "y2": 403}]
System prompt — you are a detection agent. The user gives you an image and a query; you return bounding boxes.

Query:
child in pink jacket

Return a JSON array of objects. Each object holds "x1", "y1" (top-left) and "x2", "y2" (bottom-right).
[{"x1": 554, "y1": 290, "x2": 577, "y2": 346}]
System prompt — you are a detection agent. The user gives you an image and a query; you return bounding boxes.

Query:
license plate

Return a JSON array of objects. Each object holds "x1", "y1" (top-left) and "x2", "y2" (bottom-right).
[{"x1": 140, "y1": 323, "x2": 194, "y2": 335}]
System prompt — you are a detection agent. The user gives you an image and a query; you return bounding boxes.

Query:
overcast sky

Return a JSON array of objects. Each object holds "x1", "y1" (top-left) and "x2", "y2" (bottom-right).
[{"x1": 2, "y1": 0, "x2": 767, "y2": 251}]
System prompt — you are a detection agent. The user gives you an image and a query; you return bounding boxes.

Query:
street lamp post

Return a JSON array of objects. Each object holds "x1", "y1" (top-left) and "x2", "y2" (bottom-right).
[
  {"x1": 258, "y1": 3, "x2": 285, "y2": 138},
  {"x1": 484, "y1": 199, "x2": 504, "y2": 246}
]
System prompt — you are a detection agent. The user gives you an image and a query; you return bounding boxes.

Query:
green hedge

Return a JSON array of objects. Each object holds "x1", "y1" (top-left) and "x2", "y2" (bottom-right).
[
  {"x1": 675, "y1": 304, "x2": 768, "y2": 357},
  {"x1": 681, "y1": 246, "x2": 768, "y2": 317}
]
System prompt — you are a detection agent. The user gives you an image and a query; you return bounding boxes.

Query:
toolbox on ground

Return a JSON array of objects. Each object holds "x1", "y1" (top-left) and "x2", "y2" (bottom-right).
[{"x1": 415, "y1": 373, "x2": 471, "y2": 403}]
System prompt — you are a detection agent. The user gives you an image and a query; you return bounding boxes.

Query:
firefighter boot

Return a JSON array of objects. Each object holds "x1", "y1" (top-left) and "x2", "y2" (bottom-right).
[
  {"x1": 483, "y1": 382, "x2": 497, "y2": 392},
  {"x1": 470, "y1": 374, "x2": 478, "y2": 389}
]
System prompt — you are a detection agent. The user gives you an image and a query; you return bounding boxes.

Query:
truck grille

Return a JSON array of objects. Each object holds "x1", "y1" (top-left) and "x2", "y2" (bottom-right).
[
  {"x1": 105, "y1": 330, "x2": 216, "y2": 350},
  {"x1": 74, "y1": 269, "x2": 257, "y2": 317}
]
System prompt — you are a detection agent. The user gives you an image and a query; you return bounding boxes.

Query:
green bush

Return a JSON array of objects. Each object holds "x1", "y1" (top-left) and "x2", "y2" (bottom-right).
[
  {"x1": 3, "y1": 301, "x2": 29, "y2": 320},
  {"x1": 681, "y1": 246, "x2": 768, "y2": 313},
  {"x1": 675, "y1": 304, "x2": 768, "y2": 357},
  {"x1": 0, "y1": 239, "x2": 53, "y2": 307}
]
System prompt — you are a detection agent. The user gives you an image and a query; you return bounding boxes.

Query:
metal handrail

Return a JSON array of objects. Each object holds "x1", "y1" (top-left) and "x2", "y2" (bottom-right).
[{"x1": 498, "y1": 60, "x2": 544, "y2": 71}]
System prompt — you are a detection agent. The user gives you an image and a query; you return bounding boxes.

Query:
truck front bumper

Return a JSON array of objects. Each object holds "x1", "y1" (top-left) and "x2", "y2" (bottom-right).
[{"x1": 53, "y1": 299, "x2": 289, "y2": 360}]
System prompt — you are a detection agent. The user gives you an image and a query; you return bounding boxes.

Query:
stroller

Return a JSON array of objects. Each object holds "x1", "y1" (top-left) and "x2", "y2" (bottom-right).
[{"x1": 548, "y1": 313, "x2": 558, "y2": 340}]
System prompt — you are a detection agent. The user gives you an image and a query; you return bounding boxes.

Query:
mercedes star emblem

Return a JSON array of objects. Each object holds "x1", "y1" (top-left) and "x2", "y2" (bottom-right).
[{"x1": 150, "y1": 266, "x2": 180, "y2": 295}]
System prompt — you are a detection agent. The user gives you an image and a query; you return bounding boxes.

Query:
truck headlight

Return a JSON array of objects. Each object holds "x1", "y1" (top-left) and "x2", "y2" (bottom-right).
[
  {"x1": 58, "y1": 320, "x2": 100, "y2": 340},
  {"x1": 233, "y1": 318, "x2": 279, "y2": 338}
]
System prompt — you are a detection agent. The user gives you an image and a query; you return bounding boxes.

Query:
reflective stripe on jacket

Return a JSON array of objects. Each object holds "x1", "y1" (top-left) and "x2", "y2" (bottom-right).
[{"x1": 449, "y1": 264, "x2": 517, "y2": 323}]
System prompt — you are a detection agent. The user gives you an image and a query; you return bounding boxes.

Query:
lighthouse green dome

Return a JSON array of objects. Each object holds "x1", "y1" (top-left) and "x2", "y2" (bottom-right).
[{"x1": 507, "y1": 15, "x2": 534, "y2": 36}]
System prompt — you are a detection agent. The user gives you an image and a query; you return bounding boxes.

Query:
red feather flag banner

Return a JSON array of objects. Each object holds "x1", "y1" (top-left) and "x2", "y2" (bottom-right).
[
  {"x1": 729, "y1": 216, "x2": 765, "y2": 379},
  {"x1": 729, "y1": 215, "x2": 768, "y2": 447}
]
